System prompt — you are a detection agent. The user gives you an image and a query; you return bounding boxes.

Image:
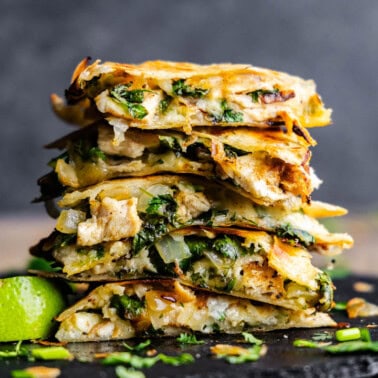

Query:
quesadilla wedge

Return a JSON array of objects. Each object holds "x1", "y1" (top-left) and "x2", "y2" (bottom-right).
[
  {"x1": 55, "y1": 279, "x2": 336, "y2": 342},
  {"x1": 52, "y1": 58, "x2": 331, "y2": 136},
  {"x1": 31, "y1": 227, "x2": 334, "y2": 311},
  {"x1": 31, "y1": 175, "x2": 352, "y2": 261},
  {"x1": 41, "y1": 123, "x2": 320, "y2": 208}
]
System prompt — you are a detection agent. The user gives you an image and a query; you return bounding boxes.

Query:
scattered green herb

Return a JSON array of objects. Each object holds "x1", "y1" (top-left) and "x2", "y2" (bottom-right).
[
  {"x1": 172, "y1": 79, "x2": 208, "y2": 98},
  {"x1": 311, "y1": 331, "x2": 333, "y2": 341},
  {"x1": 242, "y1": 332, "x2": 263, "y2": 345},
  {"x1": 360, "y1": 328, "x2": 372, "y2": 343},
  {"x1": 0, "y1": 341, "x2": 26, "y2": 358},
  {"x1": 11, "y1": 370, "x2": 34, "y2": 378},
  {"x1": 294, "y1": 328, "x2": 378, "y2": 354},
  {"x1": 31, "y1": 346, "x2": 73, "y2": 361},
  {"x1": 177, "y1": 333, "x2": 205, "y2": 345},
  {"x1": 123, "y1": 340, "x2": 151, "y2": 352},
  {"x1": 115, "y1": 366, "x2": 146, "y2": 378},
  {"x1": 333, "y1": 301, "x2": 347, "y2": 311},
  {"x1": 325, "y1": 341, "x2": 378, "y2": 354},
  {"x1": 212, "y1": 344, "x2": 265, "y2": 364},
  {"x1": 27, "y1": 257, "x2": 62, "y2": 273},
  {"x1": 158, "y1": 353, "x2": 194, "y2": 366},
  {"x1": 102, "y1": 351, "x2": 194, "y2": 368},
  {"x1": 102, "y1": 352, "x2": 158, "y2": 368},
  {"x1": 293, "y1": 339, "x2": 321, "y2": 348}
]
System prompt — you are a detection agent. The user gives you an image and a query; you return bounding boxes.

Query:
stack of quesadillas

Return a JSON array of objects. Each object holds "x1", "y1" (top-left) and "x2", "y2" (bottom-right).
[{"x1": 31, "y1": 58, "x2": 353, "y2": 342}]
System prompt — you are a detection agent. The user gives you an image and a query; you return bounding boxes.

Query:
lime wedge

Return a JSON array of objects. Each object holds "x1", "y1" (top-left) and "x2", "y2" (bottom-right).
[{"x1": 0, "y1": 276, "x2": 66, "y2": 342}]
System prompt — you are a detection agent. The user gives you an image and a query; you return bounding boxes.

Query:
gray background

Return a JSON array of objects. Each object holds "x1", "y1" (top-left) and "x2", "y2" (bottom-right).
[{"x1": 1, "y1": 0, "x2": 377, "y2": 215}]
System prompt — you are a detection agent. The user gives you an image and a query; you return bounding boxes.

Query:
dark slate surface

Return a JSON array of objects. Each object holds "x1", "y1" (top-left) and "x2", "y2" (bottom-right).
[
  {"x1": 1, "y1": 0, "x2": 377, "y2": 213},
  {"x1": 0, "y1": 275, "x2": 377, "y2": 377}
]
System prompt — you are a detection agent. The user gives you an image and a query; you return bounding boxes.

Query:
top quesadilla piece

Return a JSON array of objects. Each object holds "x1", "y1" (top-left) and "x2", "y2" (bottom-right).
[{"x1": 52, "y1": 58, "x2": 331, "y2": 135}]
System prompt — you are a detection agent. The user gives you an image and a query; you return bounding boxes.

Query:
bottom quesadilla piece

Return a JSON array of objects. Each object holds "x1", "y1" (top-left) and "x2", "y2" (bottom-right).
[{"x1": 55, "y1": 279, "x2": 336, "y2": 342}]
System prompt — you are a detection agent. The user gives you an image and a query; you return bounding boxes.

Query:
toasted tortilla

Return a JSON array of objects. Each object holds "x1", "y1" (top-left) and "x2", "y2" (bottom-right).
[
  {"x1": 31, "y1": 227, "x2": 334, "y2": 312},
  {"x1": 52, "y1": 58, "x2": 331, "y2": 136},
  {"x1": 55, "y1": 279, "x2": 336, "y2": 342},
  {"x1": 43, "y1": 124, "x2": 320, "y2": 208}
]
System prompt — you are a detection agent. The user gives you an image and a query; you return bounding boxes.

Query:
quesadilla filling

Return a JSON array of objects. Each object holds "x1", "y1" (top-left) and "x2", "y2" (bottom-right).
[
  {"x1": 42, "y1": 124, "x2": 319, "y2": 208},
  {"x1": 31, "y1": 176, "x2": 353, "y2": 268},
  {"x1": 55, "y1": 280, "x2": 336, "y2": 342},
  {"x1": 32, "y1": 227, "x2": 333, "y2": 311}
]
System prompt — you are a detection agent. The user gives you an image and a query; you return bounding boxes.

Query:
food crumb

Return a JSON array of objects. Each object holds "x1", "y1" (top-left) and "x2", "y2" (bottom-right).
[
  {"x1": 353, "y1": 281, "x2": 374, "y2": 293},
  {"x1": 146, "y1": 348, "x2": 157, "y2": 357},
  {"x1": 13, "y1": 366, "x2": 61, "y2": 378}
]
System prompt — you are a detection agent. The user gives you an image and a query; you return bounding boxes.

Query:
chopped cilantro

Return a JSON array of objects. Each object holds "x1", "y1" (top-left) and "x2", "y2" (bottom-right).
[
  {"x1": 110, "y1": 84, "x2": 149, "y2": 119},
  {"x1": 276, "y1": 224, "x2": 315, "y2": 248},
  {"x1": 185, "y1": 236, "x2": 210, "y2": 258},
  {"x1": 145, "y1": 194, "x2": 177, "y2": 222},
  {"x1": 216, "y1": 100, "x2": 244, "y2": 123},
  {"x1": 172, "y1": 79, "x2": 208, "y2": 98},
  {"x1": 248, "y1": 88, "x2": 279, "y2": 103},
  {"x1": 224, "y1": 278, "x2": 236, "y2": 292},
  {"x1": 132, "y1": 216, "x2": 168, "y2": 253},
  {"x1": 177, "y1": 333, "x2": 205, "y2": 345},
  {"x1": 111, "y1": 295, "x2": 145, "y2": 319},
  {"x1": 159, "y1": 95, "x2": 173, "y2": 114},
  {"x1": 213, "y1": 235, "x2": 244, "y2": 260},
  {"x1": 190, "y1": 272, "x2": 207, "y2": 288},
  {"x1": 318, "y1": 272, "x2": 333, "y2": 311}
]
